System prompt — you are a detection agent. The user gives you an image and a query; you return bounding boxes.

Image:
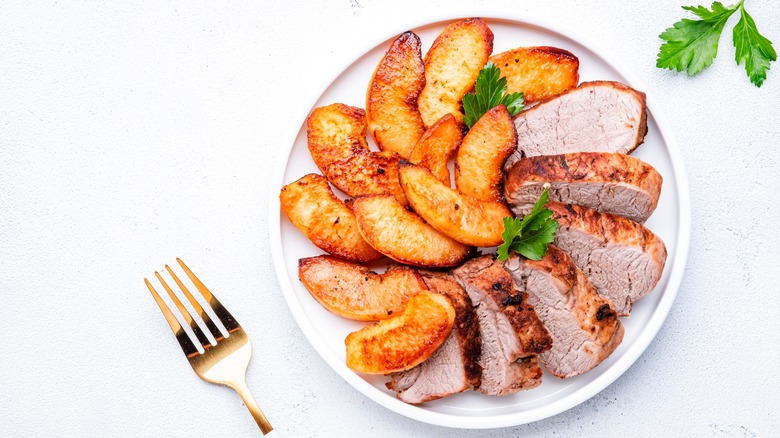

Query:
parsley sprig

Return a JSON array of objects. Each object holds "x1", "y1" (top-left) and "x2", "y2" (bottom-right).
[
  {"x1": 462, "y1": 61, "x2": 525, "y2": 128},
  {"x1": 496, "y1": 187, "x2": 558, "y2": 261},
  {"x1": 656, "y1": 0, "x2": 776, "y2": 87}
]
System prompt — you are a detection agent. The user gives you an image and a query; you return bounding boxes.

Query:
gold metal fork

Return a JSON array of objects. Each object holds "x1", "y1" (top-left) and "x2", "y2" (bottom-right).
[{"x1": 145, "y1": 258, "x2": 278, "y2": 436}]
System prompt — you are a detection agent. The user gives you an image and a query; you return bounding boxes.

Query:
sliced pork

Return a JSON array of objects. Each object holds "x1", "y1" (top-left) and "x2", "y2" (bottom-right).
[
  {"x1": 387, "y1": 271, "x2": 481, "y2": 403},
  {"x1": 505, "y1": 81, "x2": 647, "y2": 169},
  {"x1": 548, "y1": 202, "x2": 667, "y2": 316},
  {"x1": 452, "y1": 255, "x2": 552, "y2": 396},
  {"x1": 504, "y1": 246, "x2": 624, "y2": 378},
  {"x1": 504, "y1": 152, "x2": 662, "y2": 223}
]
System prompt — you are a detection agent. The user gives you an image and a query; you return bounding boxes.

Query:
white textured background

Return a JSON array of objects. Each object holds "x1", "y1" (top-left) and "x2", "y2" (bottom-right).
[{"x1": 1, "y1": 1, "x2": 779, "y2": 437}]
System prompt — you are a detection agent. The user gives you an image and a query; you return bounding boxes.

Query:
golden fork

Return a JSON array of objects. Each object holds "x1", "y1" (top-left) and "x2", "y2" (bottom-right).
[{"x1": 145, "y1": 258, "x2": 278, "y2": 436}]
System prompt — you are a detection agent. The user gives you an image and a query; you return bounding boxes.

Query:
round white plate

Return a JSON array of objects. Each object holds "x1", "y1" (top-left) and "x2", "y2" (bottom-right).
[{"x1": 270, "y1": 13, "x2": 690, "y2": 429}]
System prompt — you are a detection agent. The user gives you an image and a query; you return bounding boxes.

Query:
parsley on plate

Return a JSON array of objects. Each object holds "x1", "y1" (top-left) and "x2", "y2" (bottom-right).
[
  {"x1": 462, "y1": 62, "x2": 524, "y2": 128},
  {"x1": 496, "y1": 187, "x2": 558, "y2": 261}
]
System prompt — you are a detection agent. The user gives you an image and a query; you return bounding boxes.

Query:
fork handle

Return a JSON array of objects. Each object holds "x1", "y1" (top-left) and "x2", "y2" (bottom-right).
[{"x1": 232, "y1": 379, "x2": 276, "y2": 435}]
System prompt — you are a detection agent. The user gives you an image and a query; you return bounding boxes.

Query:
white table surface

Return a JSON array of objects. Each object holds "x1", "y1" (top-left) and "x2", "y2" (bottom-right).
[{"x1": 2, "y1": 1, "x2": 779, "y2": 437}]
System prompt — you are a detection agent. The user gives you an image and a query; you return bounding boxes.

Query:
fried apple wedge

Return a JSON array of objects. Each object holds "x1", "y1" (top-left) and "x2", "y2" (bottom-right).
[
  {"x1": 299, "y1": 255, "x2": 426, "y2": 321},
  {"x1": 345, "y1": 290, "x2": 455, "y2": 374},
  {"x1": 280, "y1": 174, "x2": 383, "y2": 263},
  {"x1": 418, "y1": 18, "x2": 493, "y2": 127},
  {"x1": 454, "y1": 105, "x2": 516, "y2": 202},
  {"x1": 400, "y1": 162, "x2": 511, "y2": 247},
  {"x1": 366, "y1": 31, "x2": 426, "y2": 159},
  {"x1": 408, "y1": 114, "x2": 462, "y2": 185},
  {"x1": 307, "y1": 103, "x2": 370, "y2": 173},
  {"x1": 489, "y1": 46, "x2": 579, "y2": 103},
  {"x1": 308, "y1": 103, "x2": 407, "y2": 205},
  {"x1": 324, "y1": 150, "x2": 408, "y2": 206},
  {"x1": 352, "y1": 194, "x2": 471, "y2": 267}
]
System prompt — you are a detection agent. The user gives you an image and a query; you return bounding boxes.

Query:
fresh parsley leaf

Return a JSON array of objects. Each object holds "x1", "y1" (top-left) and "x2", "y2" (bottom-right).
[
  {"x1": 683, "y1": 2, "x2": 737, "y2": 22},
  {"x1": 496, "y1": 187, "x2": 558, "y2": 261},
  {"x1": 496, "y1": 217, "x2": 522, "y2": 261},
  {"x1": 656, "y1": 1, "x2": 737, "y2": 76},
  {"x1": 733, "y1": 5, "x2": 777, "y2": 87},
  {"x1": 462, "y1": 61, "x2": 524, "y2": 128},
  {"x1": 657, "y1": 1, "x2": 776, "y2": 87},
  {"x1": 508, "y1": 217, "x2": 559, "y2": 261}
]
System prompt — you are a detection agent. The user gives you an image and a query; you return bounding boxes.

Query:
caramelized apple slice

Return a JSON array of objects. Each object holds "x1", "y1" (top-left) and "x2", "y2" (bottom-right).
[
  {"x1": 409, "y1": 114, "x2": 462, "y2": 185},
  {"x1": 307, "y1": 103, "x2": 369, "y2": 171},
  {"x1": 366, "y1": 31, "x2": 426, "y2": 159},
  {"x1": 400, "y1": 162, "x2": 511, "y2": 247},
  {"x1": 280, "y1": 174, "x2": 382, "y2": 263},
  {"x1": 345, "y1": 290, "x2": 455, "y2": 374},
  {"x1": 417, "y1": 18, "x2": 493, "y2": 127},
  {"x1": 352, "y1": 194, "x2": 471, "y2": 267},
  {"x1": 323, "y1": 150, "x2": 408, "y2": 206},
  {"x1": 298, "y1": 255, "x2": 426, "y2": 321},
  {"x1": 454, "y1": 105, "x2": 516, "y2": 202},
  {"x1": 489, "y1": 46, "x2": 579, "y2": 103}
]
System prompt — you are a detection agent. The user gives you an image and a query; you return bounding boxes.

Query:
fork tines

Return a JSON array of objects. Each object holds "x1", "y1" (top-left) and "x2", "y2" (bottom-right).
[{"x1": 144, "y1": 258, "x2": 236, "y2": 357}]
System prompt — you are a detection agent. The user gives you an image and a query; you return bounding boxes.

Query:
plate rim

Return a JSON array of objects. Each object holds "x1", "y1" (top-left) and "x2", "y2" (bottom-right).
[{"x1": 269, "y1": 10, "x2": 691, "y2": 429}]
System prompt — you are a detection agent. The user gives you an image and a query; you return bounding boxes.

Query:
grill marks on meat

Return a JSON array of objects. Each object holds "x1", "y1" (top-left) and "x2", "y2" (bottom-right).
[
  {"x1": 504, "y1": 246, "x2": 624, "y2": 378},
  {"x1": 386, "y1": 271, "x2": 481, "y2": 403},
  {"x1": 505, "y1": 81, "x2": 647, "y2": 169},
  {"x1": 504, "y1": 152, "x2": 662, "y2": 223},
  {"x1": 452, "y1": 255, "x2": 551, "y2": 395},
  {"x1": 548, "y1": 202, "x2": 667, "y2": 316}
]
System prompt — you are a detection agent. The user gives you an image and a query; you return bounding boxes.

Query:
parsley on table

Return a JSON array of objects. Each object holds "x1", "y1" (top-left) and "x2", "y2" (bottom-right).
[
  {"x1": 462, "y1": 61, "x2": 524, "y2": 128},
  {"x1": 656, "y1": 1, "x2": 776, "y2": 87},
  {"x1": 496, "y1": 187, "x2": 558, "y2": 261}
]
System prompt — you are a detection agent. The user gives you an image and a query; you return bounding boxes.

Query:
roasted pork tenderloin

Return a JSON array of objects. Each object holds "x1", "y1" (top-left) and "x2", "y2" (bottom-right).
[
  {"x1": 548, "y1": 202, "x2": 667, "y2": 316},
  {"x1": 504, "y1": 81, "x2": 647, "y2": 169},
  {"x1": 504, "y1": 152, "x2": 662, "y2": 223},
  {"x1": 386, "y1": 271, "x2": 481, "y2": 403},
  {"x1": 504, "y1": 246, "x2": 624, "y2": 378},
  {"x1": 452, "y1": 255, "x2": 552, "y2": 396}
]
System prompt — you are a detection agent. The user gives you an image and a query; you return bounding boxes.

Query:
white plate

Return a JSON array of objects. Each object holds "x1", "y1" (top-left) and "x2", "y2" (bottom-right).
[{"x1": 270, "y1": 13, "x2": 690, "y2": 429}]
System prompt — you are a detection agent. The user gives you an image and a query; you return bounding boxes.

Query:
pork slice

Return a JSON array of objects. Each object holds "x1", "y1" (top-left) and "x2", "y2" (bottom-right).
[
  {"x1": 386, "y1": 271, "x2": 481, "y2": 403},
  {"x1": 505, "y1": 81, "x2": 647, "y2": 169},
  {"x1": 548, "y1": 202, "x2": 667, "y2": 316},
  {"x1": 504, "y1": 246, "x2": 624, "y2": 378},
  {"x1": 452, "y1": 255, "x2": 551, "y2": 396},
  {"x1": 504, "y1": 152, "x2": 662, "y2": 223}
]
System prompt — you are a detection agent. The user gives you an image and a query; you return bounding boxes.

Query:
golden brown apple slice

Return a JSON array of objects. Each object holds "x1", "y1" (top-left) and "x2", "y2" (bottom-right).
[
  {"x1": 298, "y1": 255, "x2": 426, "y2": 321},
  {"x1": 307, "y1": 103, "x2": 369, "y2": 172},
  {"x1": 280, "y1": 174, "x2": 383, "y2": 263},
  {"x1": 400, "y1": 162, "x2": 511, "y2": 247},
  {"x1": 408, "y1": 113, "x2": 462, "y2": 185},
  {"x1": 366, "y1": 31, "x2": 426, "y2": 159},
  {"x1": 418, "y1": 18, "x2": 493, "y2": 127},
  {"x1": 345, "y1": 290, "x2": 455, "y2": 374},
  {"x1": 489, "y1": 46, "x2": 579, "y2": 103},
  {"x1": 454, "y1": 105, "x2": 516, "y2": 202},
  {"x1": 352, "y1": 194, "x2": 471, "y2": 267},
  {"x1": 306, "y1": 103, "x2": 407, "y2": 206},
  {"x1": 323, "y1": 150, "x2": 407, "y2": 206}
]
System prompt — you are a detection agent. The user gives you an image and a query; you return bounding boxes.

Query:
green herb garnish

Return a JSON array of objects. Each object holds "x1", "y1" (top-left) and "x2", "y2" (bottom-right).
[
  {"x1": 462, "y1": 61, "x2": 524, "y2": 128},
  {"x1": 496, "y1": 187, "x2": 558, "y2": 261},
  {"x1": 656, "y1": 1, "x2": 776, "y2": 87}
]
